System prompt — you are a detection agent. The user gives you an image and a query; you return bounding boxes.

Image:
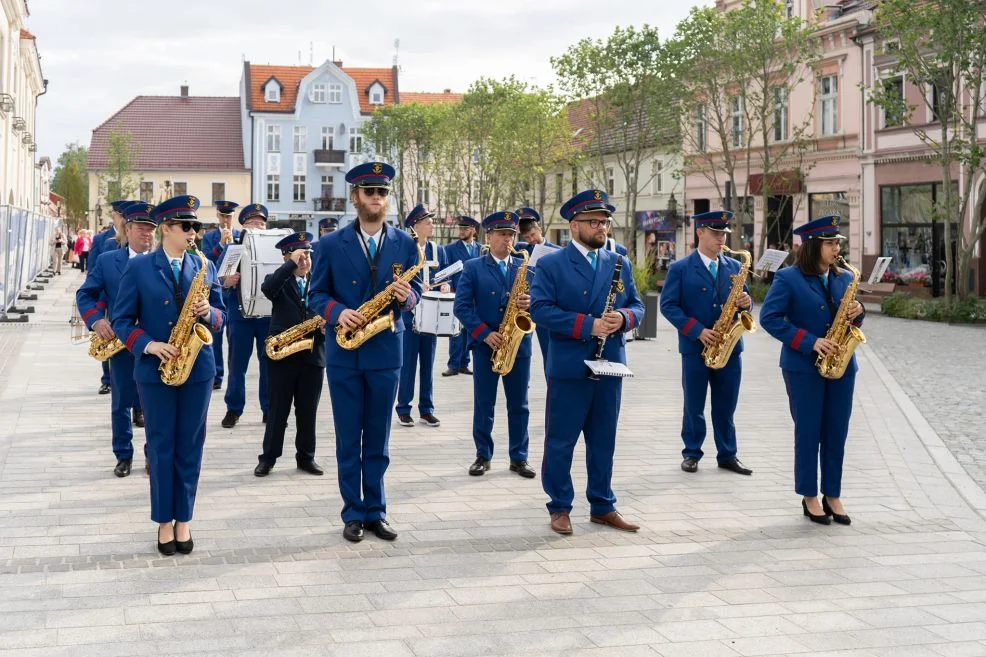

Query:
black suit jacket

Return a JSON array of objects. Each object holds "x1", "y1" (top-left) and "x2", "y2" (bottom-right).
[{"x1": 262, "y1": 261, "x2": 326, "y2": 368}]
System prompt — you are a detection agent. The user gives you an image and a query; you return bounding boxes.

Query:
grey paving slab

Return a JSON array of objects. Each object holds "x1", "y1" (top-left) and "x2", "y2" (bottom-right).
[{"x1": 1, "y1": 270, "x2": 986, "y2": 657}]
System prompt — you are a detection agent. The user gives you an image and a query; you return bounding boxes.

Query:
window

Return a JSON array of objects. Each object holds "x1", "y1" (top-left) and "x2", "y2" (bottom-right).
[
  {"x1": 321, "y1": 126, "x2": 335, "y2": 150},
  {"x1": 266, "y1": 175, "x2": 280, "y2": 201},
  {"x1": 417, "y1": 182, "x2": 430, "y2": 206},
  {"x1": 931, "y1": 71, "x2": 950, "y2": 122},
  {"x1": 471, "y1": 179, "x2": 481, "y2": 204},
  {"x1": 883, "y1": 76, "x2": 905, "y2": 128},
  {"x1": 266, "y1": 125, "x2": 281, "y2": 152},
  {"x1": 370, "y1": 85, "x2": 384, "y2": 105},
  {"x1": 695, "y1": 106, "x2": 707, "y2": 152},
  {"x1": 293, "y1": 126, "x2": 307, "y2": 153},
  {"x1": 570, "y1": 166, "x2": 579, "y2": 195},
  {"x1": 139, "y1": 181, "x2": 153, "y2": 202},
  {"x1": 731, "y1": 96, "x2": 744, "y2": 147},
  {"x1": 880, "y1": 183, "x2": 958, "y2": 285},
  {"x1": 293, "y1": 153, "x2": 306, "y2": 175},
  {"x1": 211, "y1": 182, "x2": 225, "y2": 207},
  {"x1": 328, "y1": 84, "x2": 343, "y2": 104},
  {"x1": 173, "y1": 182, "x2": 187, "y2": 196},
  {"x1": 555, "y1": 173, "x2": 564, "y2": 202},
  {"x1": 771, "y1": 88, "x2": 789, "y2": 142},
  {"x1": 320, "y1": 175, "x2": 334, "y2": 198},
  {"x1": 265, "y1": 81, "x2": 280, "y2": 103},
  {"x1": 605, "y1": 167, "x2": 615, "y2": 196},
  {"x1": 652, "y1": 160, "x2": 663, "y2": 195},
  {"x1": 819, "y1": 75, "x2": 839, "y2": 136},
  {"x1": 293, "y1": 175, "x2": 306, "y2": 202},
  {"x1": 349, "y1": 127, "x2": 362, "y2": 154},
  {"x1": 311, "y1": 83, "x2": 327, "y2": 103},
  {"x1": 784, "y1": 0, "x2": 794, "y2": 18}
]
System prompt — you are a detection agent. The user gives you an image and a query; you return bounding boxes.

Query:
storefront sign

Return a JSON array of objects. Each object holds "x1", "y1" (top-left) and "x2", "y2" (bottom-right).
[{"x1": 635, "y1": 210, "x2": 676, "y2": 233}]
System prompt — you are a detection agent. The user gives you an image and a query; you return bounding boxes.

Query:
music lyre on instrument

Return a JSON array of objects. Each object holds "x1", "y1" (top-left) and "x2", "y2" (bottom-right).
[{"x1": 585, "y1": 258, "x2": 634, "y2": 379}]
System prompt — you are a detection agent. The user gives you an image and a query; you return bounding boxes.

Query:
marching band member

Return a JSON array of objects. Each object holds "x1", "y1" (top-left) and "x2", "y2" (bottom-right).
[
  {"x1": 90, "y1": 199, "x2": 131, "y2": 395},
  {"x1": 254, "y1": 232, "x2": 325, "y2": 477},
  {"x1": 516, "y1": 207, "x2": 556, "y2": 367},
  {"x1": 111, "y1": 195, "x2": 226, "y2": 555},
  {"x1": 441, "y1": 216, "x2": 481, "y2": 377},
  {"x1": 760, "y1": 215, "x2": 864, "y2": 526},
  {"x1": 309, "y1": 161, "x2": 422, "y2": 543},
  {"x1": 219, "y1": 204, "x2": 271, "y2": 428},
  {"x1": 453, "y1": 211, "x2": 535, "y2": 479},
  {"x1": 201, "y1": 200, "x2": 239, "y2": 391},
  {"x1": 659, "y1": 210, "x2": 753, "y2": 476},
  {"x1": 530, "y1": 189, "x2": 644, "y2": 535},
  {"x1": 396, "y1": 204, "x2": 448, "y2": 428},
  {"x1": 76, "y1": 201, "x2": 155, "y2": 477}
]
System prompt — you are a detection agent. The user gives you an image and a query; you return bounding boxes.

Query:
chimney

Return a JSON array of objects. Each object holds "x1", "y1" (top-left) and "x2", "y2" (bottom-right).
[
  {"x1": 180, "y1": 85, "x2": 189, "y2": 97},
  {"x1": 333, "y1": 60, "x2": 343, "y2": 68},
  {"x1": 444, "y1": 88, "x2": 451, "y2": 94}
]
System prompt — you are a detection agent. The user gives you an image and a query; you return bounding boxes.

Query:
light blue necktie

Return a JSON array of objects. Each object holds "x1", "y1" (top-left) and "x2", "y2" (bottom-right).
[
  {"x1": 171, "y1": 258, "x2": 181, "y2": 286},
  {"x1": 709, "y1": 259, "x2": 718, "y2": 279},
  {"x1": 587, "y1": 251, "x2": 597, "y2": 271},
  {"x1": 499, "y1": 260, "x2": 508, "y2": 279},
  {"x1": 297, "y1": 278, "x2": 305, "y2": 296},
  {"x1": 469, "y1": 242, "x2": 476, "y2": 257},
  {"x1": 367, "y1": 236, "x2": 377, "y2": 259},
  {"x1": 821, "y1": 273, "x2": 829, "y2": 290}
]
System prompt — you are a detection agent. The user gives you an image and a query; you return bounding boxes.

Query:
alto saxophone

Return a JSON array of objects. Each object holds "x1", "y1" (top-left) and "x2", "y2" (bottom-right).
[
  {"x1": 266, "y1": 316, "x2": 325, "y2": 360},
  {"x1": 702, "y1": 246, "x2": 757, "y2": 369},
  {"x1": 88, "y1": 333, "x2": 125, "y2": 362},
  {"x1": 335, "y1": 239, "x2": 427, "y2": 350},
  {"x1": 491, "y1": 248, "x2": 536, "y2": 375},
  {"x1": 816, "y1": 256, "x2": 867, "y2": 380},
  {"x1": 159, "y1": 242, "x2": 215, "y2": 386}
]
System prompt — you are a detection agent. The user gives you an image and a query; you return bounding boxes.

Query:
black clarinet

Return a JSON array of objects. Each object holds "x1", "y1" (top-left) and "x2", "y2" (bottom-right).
[{"x1": 587, "y1": 258, "x2": 624, "y2": 379}]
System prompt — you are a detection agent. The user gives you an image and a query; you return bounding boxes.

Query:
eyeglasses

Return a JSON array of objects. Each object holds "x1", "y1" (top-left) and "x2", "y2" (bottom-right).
[
  {"x1": 169, "y1": 221, "x2": 202, "y2": 233},
  {"x1": 360, "y1": 187, "x2": 390, "y2": 198},
  {"x1": 573, "y1": 218, "x2": 612, "y2": 229}
]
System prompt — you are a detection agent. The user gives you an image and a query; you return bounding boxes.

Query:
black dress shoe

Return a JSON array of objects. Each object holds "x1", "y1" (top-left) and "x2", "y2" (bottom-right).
[
  {"x1": 114, "y1": 459, "x2": 132, "y2": 478},
  {"x1": 254, "y1": 461, "x2": 273, "y2": 477},
  {"x1": 441, "y1": 368, "x2": 459, "y2": 377},
  {"x1": 459, "y1": 367, "x2": 473, "y2": 375},
  {"x1": 157, "y1": 527, "x2": 177, "y2": 556},
  {"x1": 366, "y1": 519, "x2": 398, "y2": 541},
  {"x1": 681, "y1": 457, "x2": 698, "y2": 473},
  {"x1": 220, "y1": 411, "x2": 239, "y2": 428},
  {"x1": 822, "y1": 496, "x2": 851, "y2": 525},
  {"x1": 509, "y1": 460, "x2": 536, "y2": 479},
  {"x1": 343, "y1": 521, "x2": 364, "y2": 542},
  {"x1": 175, "y1": 532, "x2": 193, "y2": 555},
  {"x1": 132, "y1": 409, "x2": 144, "y2": 428},
  {"x1": 803, "y1": 498, "x2": 832, "y2": 525},
  {"x1": 98, "y1": 384, "x2": 111, "y2": 395},
  {"x1": 297, "y1": 460, "x2": 323, "y2": 476},
  {"x1": 212, "y1": 381, "x2": 222, "y2": 390},
  {"x1": 469, "y1": 457, "x2": 491, "y2": 476},
  {"x1": 718, "y1": 458, "x2": 753, "y2": 476}
]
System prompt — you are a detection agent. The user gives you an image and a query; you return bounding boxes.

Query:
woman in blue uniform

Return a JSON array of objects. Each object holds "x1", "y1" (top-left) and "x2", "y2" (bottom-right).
[
  {"x1": 112, "y1": 195, "x2": 226, "y2": 555},
  {"x1": 759, "y1": 215, "x2": 864, "y2": 526}
]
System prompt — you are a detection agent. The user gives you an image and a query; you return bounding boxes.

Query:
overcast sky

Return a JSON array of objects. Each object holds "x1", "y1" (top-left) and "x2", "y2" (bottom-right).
[{"x1": 31, "y1": 0, "x2": 704, "y2": 164}]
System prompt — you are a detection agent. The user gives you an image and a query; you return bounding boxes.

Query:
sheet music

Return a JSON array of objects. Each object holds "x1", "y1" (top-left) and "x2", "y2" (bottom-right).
[
  {"x1": 216, "y1": 245, "x2": 244, "y2": 279},
  {"x1": 867, "y1": 256, "x2": 893, "y2": 285},
  {"x1": 528, "y1": 242, "x2": 562, "y2": 267},
  {"x1": 584, "y1": 359, "x2": 635, "y2": 378},
  {"x1": 755, "y1": 249, "x2": 790, "y2": 273},
  {"x1": 432, "y1": 260, "x2": 463, "y2": 284}
]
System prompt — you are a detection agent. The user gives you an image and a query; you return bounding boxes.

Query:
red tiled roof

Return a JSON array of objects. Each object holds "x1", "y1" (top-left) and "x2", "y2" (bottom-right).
[
  {"x1": 20, "y1": 29, "x2": 36, "y2": 40},
  {"x1": 246, "y1": 63, "x2": 398, "y2": 115},
  {"x1": 566, "y1": 97, "x2": 596, "y2": 149},
  {"x1": 88, "y1": 96, "x2": 245, "y2": 171},
  {"x1": 401, "y1": 91, "x2": 462, "y2": 105}
]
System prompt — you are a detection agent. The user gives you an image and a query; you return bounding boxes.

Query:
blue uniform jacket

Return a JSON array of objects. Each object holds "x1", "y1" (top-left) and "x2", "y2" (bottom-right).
[
  {"x1": 112, "y1": 248, "x2": 227, "y2": 384},
  {"x1": 89, "y1": 226, "x2": 118, "y2": 264},
  {"x1": 759, "y1": 265, "x2": 865, "y2": 374},
  {"x1": 402, "y1": 241, "x2": 448, "y2": 329},
  {"x1": 659, "y1": 250, "x2": 753, "y2": 356},
  {"x1": 530, "y1": 244, "x2": 644, "y2": 380},
  {"x1": 442, "y1": 239, "x2": 481, "y2": 290},
  {"x1": 309, "y1": 222, "x2": 423, "y2": 370},
  {"x1": 453, "y1": 253, "x2": 534, "y2": 359},
  {"x1": 77, "y1": 248, "x2": 139, "y2": 329},
  {"x1": 202, "y1": 228, "x2": 241, "y2": 265}
]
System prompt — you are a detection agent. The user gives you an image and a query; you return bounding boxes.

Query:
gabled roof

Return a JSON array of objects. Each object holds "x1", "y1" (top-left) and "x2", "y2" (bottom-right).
[
  {"x1": 246, "y1": 63, "x2": 399, "y2": 114},
  {"x1": 401, "y1": 91, "x2": 463, "y2": 105},
  {"x1": 20, "y1": 28, "x2": 36, "y2": 40},
  {"x1": 88, "y1": 96, "x2": 245, "y2": 171}
]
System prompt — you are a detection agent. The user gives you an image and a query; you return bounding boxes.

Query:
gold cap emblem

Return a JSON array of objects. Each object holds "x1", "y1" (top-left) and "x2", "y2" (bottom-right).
[
  {"x1": 296, "y1": 233, "x2": 305, "y2": 240},
  {"x1": 372, "y1": 163, "x2": 383, "y2": 174},
  {"x1": 831, "y1": 217, "x2": 839, "y2": 226},
  {"x1": 594, "y1": 190, "x2": 602, "y2": 201},
  {"x1": 504, "y1": 212, "x2": 512, "y2": 220},
  {"x1": 255, "y1": 204, "x2": 262, "y2": 212},
  {"x1": 186, "y1": 196, "x2": 196, "y2": 208}
]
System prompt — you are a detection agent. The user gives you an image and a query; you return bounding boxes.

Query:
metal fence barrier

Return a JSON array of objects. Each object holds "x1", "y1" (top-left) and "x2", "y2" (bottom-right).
[{"x1": 1, "y1": 204, "x2": 62, "y2": 321}]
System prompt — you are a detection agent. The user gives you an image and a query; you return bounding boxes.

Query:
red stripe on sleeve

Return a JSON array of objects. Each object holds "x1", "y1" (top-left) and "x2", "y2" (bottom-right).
[
  {"x1": 682, "y1": 318, "x2": 697, "y2": 336},
  {"x1": 626, "y1": 311, "x2": 635, "y2": 330},
  {"x1": 125, "y1": 329, "x2": 145, "y2": 352},
  {"x1": 82, "y1": 308, "x2": 99, "y2": 321},
  {"x1": 471, "y1": 323, "x2": 489, "y2": 340},
  {"x1": 572, "y1": 313, "x2": 585, "y2": 338},
  {"x1": 96, "y1": 301, "x2": 108, "y2": 309},
  {"x1": 210, "y1": 308, "x2": 220, "y2": 331},
  {"x1": 324, "y1": 300, "x2": 338, "y2": 321},
  {"x1": 791, "y1": 329, "x2": 807, "y2": 351}
]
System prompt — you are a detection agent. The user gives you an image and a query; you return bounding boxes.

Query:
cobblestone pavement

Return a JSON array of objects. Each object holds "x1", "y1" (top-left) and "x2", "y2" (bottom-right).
[
  {"x1": 1, "y1": 271, "x2": 986, "y2": 657},
  {"x1": 863, "y1": 314, "x2": 986, "y2": 491}
]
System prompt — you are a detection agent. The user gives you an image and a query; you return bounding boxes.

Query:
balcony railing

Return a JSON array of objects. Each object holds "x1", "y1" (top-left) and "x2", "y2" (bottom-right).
[
  {"x1": 21, "y1": 132, "x2": 32, "y2": 144},
  {"x1": 313, "y1": 197, "x2": 347, "y2": 212},
  {"x1": 12, "y1": 116, "x2": 26, "y2": 132},
  {"x1": 313, "y1": 149, "x2": 347, "y2": 166},
  {"x1": 0, "y1": 93, "x2": 13, "y2": 113}
]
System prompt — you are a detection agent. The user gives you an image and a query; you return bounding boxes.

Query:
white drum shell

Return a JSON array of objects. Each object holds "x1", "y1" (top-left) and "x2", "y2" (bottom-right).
[
  {"x1": 412, "y1": 291, "x2": 460, "y2": 336},
  {"x1": 238, "y1": 229, "x2": 292, "y2": 318}
]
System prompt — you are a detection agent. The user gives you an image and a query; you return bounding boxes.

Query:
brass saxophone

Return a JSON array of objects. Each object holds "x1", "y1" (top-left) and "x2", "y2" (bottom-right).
[
  {"x1": 335, "y1": 239, "x2": 427, "y2": 350},
  {"x1": 491, "y1": 248, "x2": 536, "y2": 375},
  {"x1": 702, "y1": 246, "x2": 757, "y2": 369},
  {"x1": 816, "y1": 256, "x2": 866, "y2": 380},
  {"x1": 88, "y1": 333, "x2": 125, "y2": 362},
  {"x1": 159, "y1": 243, "x2": 215, "y2": 386},
  {"x1": 266, "y1": 316, "x2": 325, "y2": 360}
]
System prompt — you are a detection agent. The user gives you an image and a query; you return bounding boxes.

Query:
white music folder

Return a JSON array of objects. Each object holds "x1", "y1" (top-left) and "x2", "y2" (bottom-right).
[{"x1": 584, "y1": 359, "x2": 634, "y2": 378}]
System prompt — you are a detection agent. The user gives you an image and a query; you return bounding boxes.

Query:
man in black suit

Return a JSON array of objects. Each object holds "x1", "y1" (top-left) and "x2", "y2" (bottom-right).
[{"x1": 254, "y1": 232, "x2": 325, "y2": 477}]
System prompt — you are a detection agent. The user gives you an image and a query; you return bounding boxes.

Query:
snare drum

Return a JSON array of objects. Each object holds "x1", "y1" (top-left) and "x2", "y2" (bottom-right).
[
  {"x1": 412, "y1": 291, "x2": 460, "y2": 336},
  {"x1": 238, "y1": 229, "x2": 292, "y2": 318}
]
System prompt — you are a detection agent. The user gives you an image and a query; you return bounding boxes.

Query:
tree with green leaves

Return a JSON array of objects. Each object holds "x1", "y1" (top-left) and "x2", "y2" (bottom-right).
[
  {"x1": 96, "y1": 122, "x2": 142, "y2": 204},
  {"x1": 51, "y1": 142, "x2": 89, "y2": 227},
  {"x1": 866, "y1": 0, "x2": 986, "y2": 301}
]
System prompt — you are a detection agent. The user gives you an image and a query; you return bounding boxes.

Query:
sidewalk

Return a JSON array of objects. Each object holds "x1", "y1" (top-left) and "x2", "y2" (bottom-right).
[{"x1": 1, "y1": 270, "x2": 986, "y2": 657}]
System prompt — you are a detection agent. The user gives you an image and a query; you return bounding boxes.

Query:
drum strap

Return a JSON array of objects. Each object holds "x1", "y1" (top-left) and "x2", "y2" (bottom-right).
[{"x1": 355, "y1": 222, "x2": 387, "y2": 289}]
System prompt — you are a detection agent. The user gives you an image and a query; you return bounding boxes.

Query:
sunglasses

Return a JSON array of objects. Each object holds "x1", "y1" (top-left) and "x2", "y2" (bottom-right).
[
  {"x1": 168, "y1": 220, "x2": 202, "y2": 233},
  {"x1": 360, "y1": 187, "x2": 390, "y2": 198},
  {"x1": 573, "y1": 218, "x2": 612, "y2": 229}
]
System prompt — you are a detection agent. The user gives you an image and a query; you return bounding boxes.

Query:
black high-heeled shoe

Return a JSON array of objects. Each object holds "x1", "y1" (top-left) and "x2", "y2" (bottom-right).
[
  {"x1": 822, "y1": 496, "x2": 851, "y2": 525},
  {"x1": 802, "y1": 498, "x2": 831, "y2": 525},
  {"x1": 157, "y1": 526, "x2": 177, "y2": 556},
  {"x1": 175, "y1": 526, "x2": 193, "y2": 554}
]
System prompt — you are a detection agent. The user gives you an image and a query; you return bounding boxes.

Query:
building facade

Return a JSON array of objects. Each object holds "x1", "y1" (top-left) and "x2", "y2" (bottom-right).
[{"x1": 0, "y1": 0, "x2": 44, "y2": 209}]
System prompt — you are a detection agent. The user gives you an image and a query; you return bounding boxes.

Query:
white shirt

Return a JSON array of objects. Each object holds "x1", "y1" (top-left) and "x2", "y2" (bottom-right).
[
  {"x1": 360, "y1": 225, "x2": 384, "y2": 246},
  {"x1": 570, "y1": 239, "x2": 598, "y2": 266},
  {"x1": 128, "y1": 248, "x2": 141, "y2": 259},
  {"x1": 698, "y1": 250, "x2": 718, "y2": 270}
]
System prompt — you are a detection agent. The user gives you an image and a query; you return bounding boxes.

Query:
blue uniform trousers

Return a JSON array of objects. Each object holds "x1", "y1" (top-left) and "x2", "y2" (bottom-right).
[
  {"x1": 782, "y1": 369, "x2": 855, "y2": 498},
  {"x1": 447, "y1": 330, "x2": 471, "y2": 370},
  {"x1": 327, "y1": 365, "x2": 400, "y2": 524},
  {"x1": 224, "y1": 317, "x2": 270, "y2": 415},
  {"x1": 211, "y1": 324, "x2": 226, "y2": 386},
  {"x1": 100, "y1": 360, "x2": 110, "y2": 386},
  {"x1": 396, "y1": 328, "x2": 436, "y2": 417},
  {"x1": 680, "y1": 352, "x2": 742, "y2": 463},
  {"x1": 139, "y1": 379, "x2": 212, "y2": 523},
  {"x1": 472, "y1": 343, "x2": 530, "y2": 461},
  {"x1": 542, "y1": 376, "x2": 621, "y2": 516},
  {"x1": 109, "y1": 350, "x2": 142, "y2": 460}
]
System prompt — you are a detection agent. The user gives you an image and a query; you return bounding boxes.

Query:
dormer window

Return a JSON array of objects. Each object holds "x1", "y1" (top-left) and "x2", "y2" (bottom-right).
[
  {"x1": 369, "y1": 81, "x2": 386, "y2": 105},
  {"x1": 264, "y1": 78, "x2": 281, "y2": 103}
]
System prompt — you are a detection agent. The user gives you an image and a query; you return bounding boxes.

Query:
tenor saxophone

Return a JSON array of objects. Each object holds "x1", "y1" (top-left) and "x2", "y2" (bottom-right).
[
  {"x1": 266, "y1": 316, "x2": 325, "y2": 360},
  {"x1": 335, "y1": 240, "x2": 427, "y2": 350},
  {"x1": 88, "y1": 333, "x2": 125, "y2": 362},
  {"x1": 491, "y1": 248, "x2": 536, "y2": 375},
  {"x1": 816, "y1": 256, "x2": 866, "y2": 380},
  {"x1": 159, "y1": 242, "x2": 215, "y2": 386},
  {"x1": 701, "y1": 246, "x2": 757, "y2": 369}
]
